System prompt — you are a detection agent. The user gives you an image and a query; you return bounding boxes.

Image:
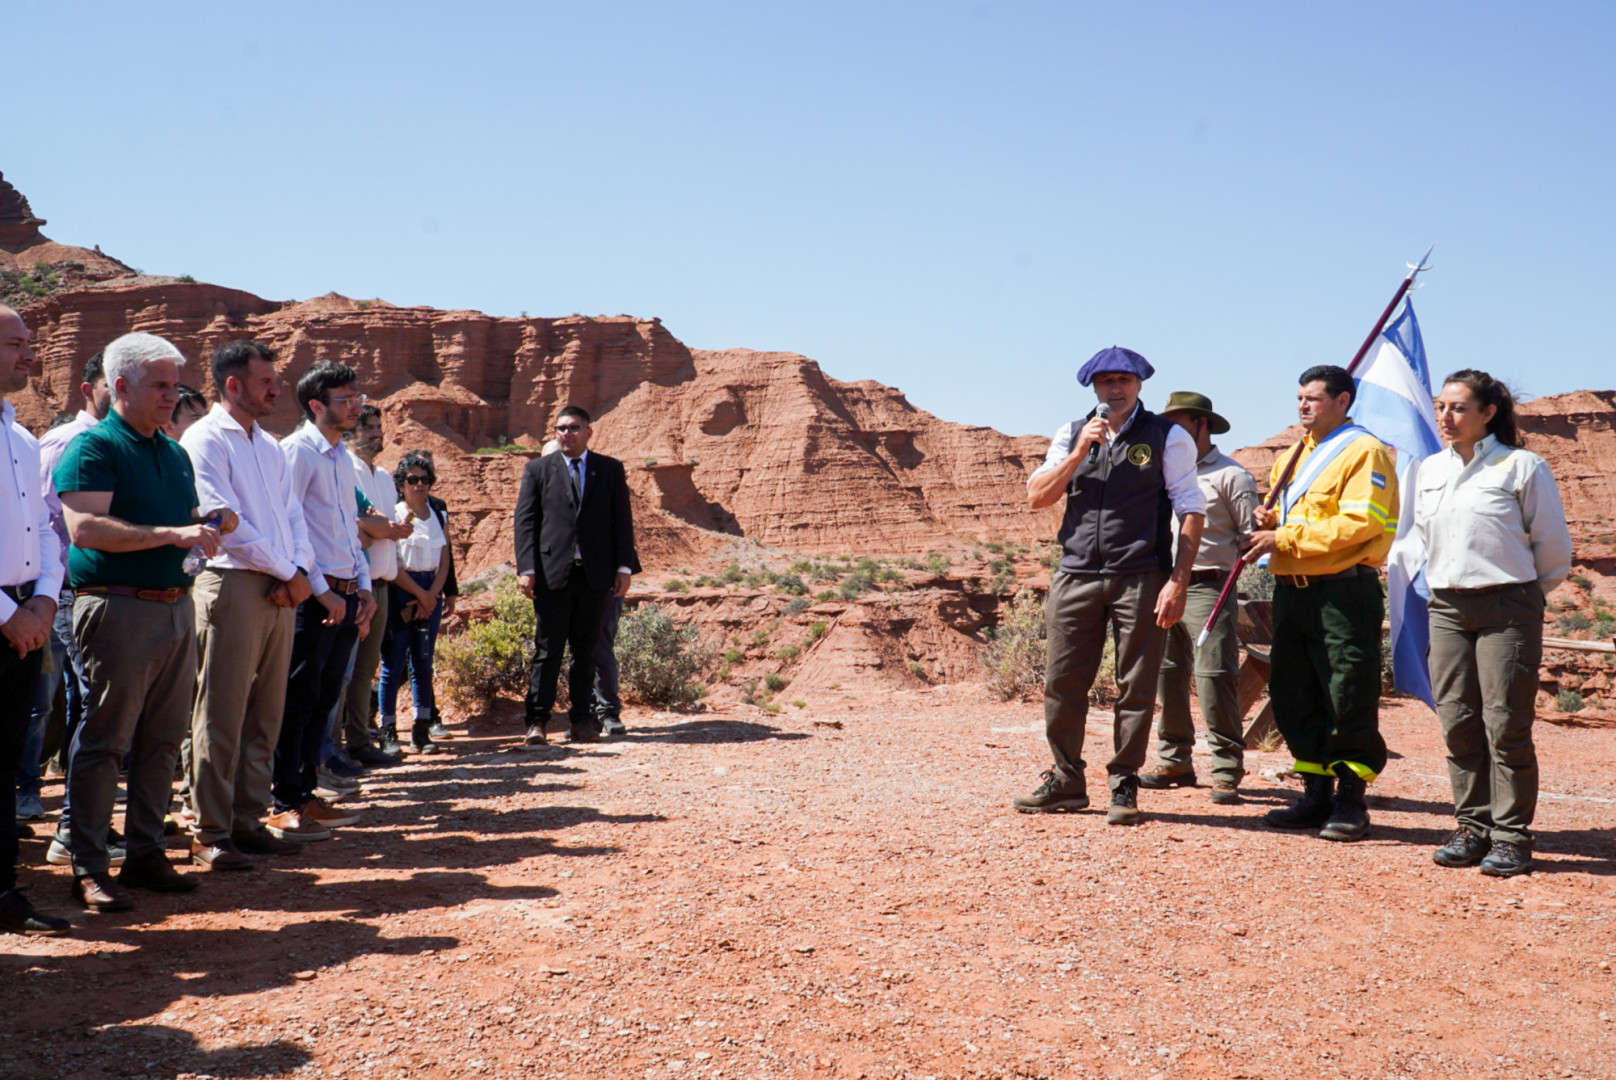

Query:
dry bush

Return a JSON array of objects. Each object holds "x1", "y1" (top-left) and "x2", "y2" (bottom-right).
[
  {"x1": 617, "y1": 604, "x2": 713, "y2": 711},
  {"x1": 981, "y1": 589, "x2": 1116, "y2": 704},
  {"x1": 437, "y1": 577, "x2": 568, "y2": 713}
]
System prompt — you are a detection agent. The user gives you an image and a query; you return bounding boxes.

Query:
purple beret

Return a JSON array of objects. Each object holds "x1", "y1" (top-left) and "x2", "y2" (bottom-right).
[{"x1": 1077, "y1": 345, "x2": 1154, "y2": 386}]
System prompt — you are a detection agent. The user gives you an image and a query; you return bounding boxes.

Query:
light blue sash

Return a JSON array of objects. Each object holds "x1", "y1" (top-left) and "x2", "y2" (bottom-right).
[{"x1": 1278, "y1": 423, "x2": 1370, "y2": 522}]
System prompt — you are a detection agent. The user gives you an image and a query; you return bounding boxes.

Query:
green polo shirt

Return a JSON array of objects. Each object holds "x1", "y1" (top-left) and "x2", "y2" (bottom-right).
[{"x1": 53, "y1": 407, "x2": 200, "y2": 589}]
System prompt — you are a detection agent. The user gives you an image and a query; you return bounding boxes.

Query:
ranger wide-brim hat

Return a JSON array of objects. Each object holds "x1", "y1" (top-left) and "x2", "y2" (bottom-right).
[
  {"x1": 1077, "y1": 345, "x2": 1154, "y2": 386},
  {"x1": 1161, "y1": 391, "x2": 1230, "y2": 435}
]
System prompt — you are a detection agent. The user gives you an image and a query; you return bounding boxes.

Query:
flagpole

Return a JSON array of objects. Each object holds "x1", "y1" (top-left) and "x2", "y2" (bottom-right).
[{"x1": 1195, "y1": 247, "x2": 1434, "y2": 648}]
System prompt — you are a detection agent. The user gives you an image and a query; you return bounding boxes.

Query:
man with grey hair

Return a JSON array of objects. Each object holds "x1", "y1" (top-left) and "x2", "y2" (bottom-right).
[
  {"x1": 54, "y1": 331, "x2": 238, "y2": 911},
  {"x1": 0, "y1": 304, "x2": 71, "y2": 935}
]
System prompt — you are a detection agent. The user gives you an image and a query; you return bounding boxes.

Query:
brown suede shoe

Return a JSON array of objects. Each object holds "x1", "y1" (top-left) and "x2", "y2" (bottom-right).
[
  {"x1": 73, "y1": 872, "x2": 135, "y2": 913},
  {"x1": 265, "y1": 809, "x2": 333, "y2": 843},
  {"x1": 1209, "y1": 780, "x2": 1241, "y2": 805},
  {"x1": 1137, "y1": 766, "x2": 1197, "y2": 789}
]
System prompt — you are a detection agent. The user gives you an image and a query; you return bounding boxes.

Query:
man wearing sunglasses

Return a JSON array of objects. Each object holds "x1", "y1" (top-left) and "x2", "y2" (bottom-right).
[{"x1": 513, "y1": 406, "x2": 639, "y2": 745}]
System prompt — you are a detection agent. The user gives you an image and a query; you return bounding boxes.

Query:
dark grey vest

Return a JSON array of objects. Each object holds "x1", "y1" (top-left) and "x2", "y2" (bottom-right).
[{"x1": 1057, "y1": 407, "x2": 1175, "y2": 575}]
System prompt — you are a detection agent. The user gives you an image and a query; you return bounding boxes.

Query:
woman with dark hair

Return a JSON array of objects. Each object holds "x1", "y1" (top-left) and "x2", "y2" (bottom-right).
[
  {"x1": 379, "y1": 451, "x2": 452, "y2": 753},
  {"x1": 1414, "y1": 369, "x2": 1573, "y2": 877}
]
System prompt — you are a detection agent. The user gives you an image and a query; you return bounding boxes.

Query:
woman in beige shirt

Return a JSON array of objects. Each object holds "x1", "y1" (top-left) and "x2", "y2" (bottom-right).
[{"x1": 1413, "y1": 369, "x2": 1572, "y2": 878}]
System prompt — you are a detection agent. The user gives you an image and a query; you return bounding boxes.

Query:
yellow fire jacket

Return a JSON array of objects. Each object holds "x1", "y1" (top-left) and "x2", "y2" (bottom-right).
[{"x1": 1267, "y1": 426, "x2": 1398, "y2": 576}]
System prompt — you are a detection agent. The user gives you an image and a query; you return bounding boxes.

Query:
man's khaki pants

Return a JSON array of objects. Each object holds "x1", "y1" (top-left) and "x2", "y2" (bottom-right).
[
  {"x1": 189, "y1": 569, "x2": 295, "y2": 845},
  {"x1": 1043, "y1": 569, "x2": 1169, "y2": 792},
  {"x1": 1154, "y1": 579, "x2": 1244, "y2": 783},
  {"x1": 341, "y1": 582, "x2": 388, "y2": 749}
]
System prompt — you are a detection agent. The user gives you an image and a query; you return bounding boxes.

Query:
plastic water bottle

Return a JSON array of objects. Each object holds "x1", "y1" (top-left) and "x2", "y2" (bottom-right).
[{"x1": 183, "y1": 516, "x2": 222, "y2": 577}]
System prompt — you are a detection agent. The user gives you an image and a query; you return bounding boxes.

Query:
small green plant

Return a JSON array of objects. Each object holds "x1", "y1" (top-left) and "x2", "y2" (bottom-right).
[
  {"x1": 783, "y1": 597, "x2": 811, "y2": 616},
  {"x1": 774, "y1": 645, "x2": 800, "y2": 662},
  {"x1": 926, "y1": 552, "x2": 950, "y2": 575},
  {"x1": 438, "y1": 578, "x2": 541, "y2": 712},
  {"x1": 775, "y1": 574, "x2": 808, "y2": 596},
  {"x1": 721, "y1": 562, "x2": 744, "y2": 584},
  {"x1": 981, "y1": 590, "x2": 1046, "y2": 702},
  {"x1": 811, "y1": 563, "x2": 841, "y2": 584},
  {"x1": 693, "y1": 576, "x2": 716, "y2": 588},
  {"x1": 177, "y1": 273, "x2": 197, "y2": 284},
  {"x1": 1557, "y1": 612, "x2": 1593, "y2": 634},
  {"x1": 722, "y1": 648, "x2": 744, "y2": 664},
  {"x1": 1569, "y1": 574, "x2": 1592, "y2": 590},
  {"x1": 742, "y1": 571, "x2": 770, "y2": 588},
  {"x1": 907, "y1": 661, "x2": 927, "y2": 681},
  {"x1": 643, "y1": 458, "x2": 659, "y2": 468},
  {"x1": 985, "y1": 541, "x2": 1004, "y2": 554},
  {"x1": 764, "y1": 673, "x2": 788, "y2": 692},
  {"x1": 792, "y1": 700, "x2": 806, "y2": 709},
  {"x1": 616, "y1": 604, "x2": 713, "y2": 710},
  {"x1": 1557, "y1": 689, "x2": 1585, "y2": 713},
  {"x1": 751, "y1": 628, "x2": 772, "y2": 648},
  {"x1": 816, "y1": 590, "x2": 837, "y2": 603},
  {"x1": 838, "y1": 571, "x2": 874, "y2": 600},
  {"x1": 790, "y1": 560, "x2": 814, "y2": 574},
  {"x1": 807, "y1": 621, "x2": 828, "y2": 641},
  {"x1": 664, "y1": 578, "x2": 689, "y2": 593},
  {"x1": 459, "y1": 579, "x2": 489, "y2": 597}
]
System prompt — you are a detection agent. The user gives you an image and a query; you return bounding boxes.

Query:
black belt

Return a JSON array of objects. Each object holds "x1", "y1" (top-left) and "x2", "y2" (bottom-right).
[
  {"x1": 1, "y1": 582, "x2": 36, "y2": 604},
  {"x1": 1188, "y1": 569, "x2": 1224, "y2": 585},
  {"x1": 1273, "y1": 565, "x2": 1377, "y2": 589}
]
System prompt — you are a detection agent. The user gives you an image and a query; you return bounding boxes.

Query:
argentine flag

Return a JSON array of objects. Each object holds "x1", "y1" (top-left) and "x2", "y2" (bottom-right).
[{"x1": 1353, "y1": 301, "x2": 1441, "y2": 708}]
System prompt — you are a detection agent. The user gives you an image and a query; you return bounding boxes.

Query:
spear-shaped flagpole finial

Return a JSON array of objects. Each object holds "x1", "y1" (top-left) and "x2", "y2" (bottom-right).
[{"x1": 1407, "y1": 244, "x2": 1434, "y2": 279}]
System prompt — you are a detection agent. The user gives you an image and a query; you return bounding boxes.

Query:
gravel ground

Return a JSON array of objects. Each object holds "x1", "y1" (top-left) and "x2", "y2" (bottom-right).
[{"x1": 3, "y1": 687, "x2": 1613, "y2": 1080}]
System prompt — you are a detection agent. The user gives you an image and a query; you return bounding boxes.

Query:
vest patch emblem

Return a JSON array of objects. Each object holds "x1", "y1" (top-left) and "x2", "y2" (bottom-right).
[{"x1": 1127, "y1": 444, "x2": 1153, "y2": 467}]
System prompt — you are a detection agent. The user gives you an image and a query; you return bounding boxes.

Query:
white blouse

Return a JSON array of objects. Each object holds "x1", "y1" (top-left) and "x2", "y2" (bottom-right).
[
  {"x1": 1412, "y1": 435, "x2": 1573, "y2": 594},
  {"x1": 395, "y1": 501, "x2": 447, "y2": 574}
]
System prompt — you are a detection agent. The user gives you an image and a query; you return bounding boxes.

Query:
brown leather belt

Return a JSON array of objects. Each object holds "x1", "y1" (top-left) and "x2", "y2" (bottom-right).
[
  {"x1": 77, "y1": 584, "x2": 190, "y2": 604},
  {"x1": 1273, "y1": 565, "x2": 1377, "y2": 589},
  {"x1": 1188, "y1": 569, "x2": 1224, "y2": 585},
  {"x1": 1, "y1": 582, "x2": 36, "y2": 603},
  {"x1": 324, "y1": 575, "x2": 359, "y2": 595}
]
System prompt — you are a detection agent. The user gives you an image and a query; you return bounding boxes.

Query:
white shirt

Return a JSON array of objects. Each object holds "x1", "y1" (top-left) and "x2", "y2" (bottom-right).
[
  {"x1": 1030, "y1": 407, "x2": 1207, "y2": 518},
  {"x1": 180, "y1": 403, "x2": 313, "y2": 581},
  {"x1": 37, "y1": 409, "x2": 99, "y2": 568},
  {"x1": 0, "y1": 399, "x2": 65, "y2": 622},
  {"x1": 1413, "y1": 434, "x2": 1573, "y2": 594},
  {"x1": 282, "y1": 422, "x2": 371, "y2": 595},
  {"x1": 351, "y1": 456, "x2": 398, "y2": 582},
  {"x1": 394, "y1": 501, "x2": 447, "y2": 573}
]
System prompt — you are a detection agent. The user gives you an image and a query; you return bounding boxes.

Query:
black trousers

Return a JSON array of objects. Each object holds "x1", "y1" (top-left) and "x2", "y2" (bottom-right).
[
  {"x1": 526, "y1": 566, "x2": 610, "y2": 729},
  {"x1": 274, "y1": 592, "x2": 358, "y2": 811},
  {"x1": 1, "y1": 637, "x2": 44, "y2": 891}
]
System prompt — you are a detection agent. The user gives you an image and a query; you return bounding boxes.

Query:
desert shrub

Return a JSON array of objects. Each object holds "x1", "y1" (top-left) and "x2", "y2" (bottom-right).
[
  {"x1": 775, "y1": 645, "x2": 800, "y2": 662},
  {"x1": 839, "y1": 570, "x2": 874, "y2": 599},
  {"x1": 721, "y1": 562, "x2": 744, "y2": 584},
  {"x1": 1557, "y1": 612, "x2": 1593, "y2": 634},
  {"x1": 438, "y1": 578, "x2": 541, "y2": 712},
  {"x1": 665, "y1": 578, "x2": 689, "y2": 593},
  {"x1": 1557, "y1": 689, "x2": 1585, "y2": 713},
  {"x1": 879, "y1": 568, "x2": 902, "y2": 583},
  {"x1": 751, "y1": 628, "x2": 771, "y2": 648},
  {"x1": 775, "y1": 574, "x2": 808, "y2": 596},
  {"x1": 742, "y1": 571, "x2": 770, "y2": 588},
  {"x1": 807, "y1": 620, "x2": 828, "y2": 641},
  {"x1": 792, "y1": 700, "x2": 806, "y2": 709},
  {"x1": 1569, "y1": 574, "x2": 1592, "y2": 590},
  {"x1": 1594, "y1": 614, "x2": 1616, "y2": 641},
  {"x1": 764, "y1": 672, "x2": 788, "y2": 692},
  {"x1": 722, "y1": 648, "x2": 744, "y2": 664},
  {"x1": 790, "y1": 560, "x2": 814, "y2": 574},
  {"x1": 810, "y1": 563, "x2": 841, "y2": 584},
  {"x1": 981, "y1": 590, "x2": 1117, "y2": 704},
  {"x1": 1238, "y1": 563, "x2": 1273, "y2": 602},
  {"x1": 783, "y1": 597, "x2": 811, "y2": 616},
  {"x1": 907, "y1": 661, "x2": 928, "y2": 681},
  {"x1": 816, "y1": 590, "x2": 837, "y2": 602},
  {"x1": 616, "y1": 604, "x2": 712, "y2": 710}
]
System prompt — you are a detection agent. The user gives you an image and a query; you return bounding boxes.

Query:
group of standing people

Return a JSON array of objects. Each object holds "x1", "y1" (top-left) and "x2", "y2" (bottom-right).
[
  {"x1": 0, "y1": 308, "x2": 464, "y2": 935},
  {"x1": 1020, "y1": 346, "x2": 1573, "y2": 879}
]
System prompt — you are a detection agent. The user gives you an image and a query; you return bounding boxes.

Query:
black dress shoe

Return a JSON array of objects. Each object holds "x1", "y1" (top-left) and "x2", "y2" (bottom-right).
[
  {"x1": 74, "y1": 872, "x2": 135, "y2": 912},
  {"x1": 1432, "y1": 827, "x2": 1491, "y2": 868},
  {"x1": 349, "y1": 744, "x2": 401, "y2": 767},
  {"x1": 0, "y1": 888, "x2": 71, "y2": 936},
  {"x1": 1479, "y1": 841, "x2": 1534, "y2": 877},
  {"x1": 568, "y1": 721, "x2": 602, "y2": 744},
  {"x1": 118, "y1": 851, "x2": 200, "y2": 893}
]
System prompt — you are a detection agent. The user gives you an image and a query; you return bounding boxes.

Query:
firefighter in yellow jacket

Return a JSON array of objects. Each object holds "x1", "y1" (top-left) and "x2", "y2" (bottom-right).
[{"x1": 1244, "y1": 364, "x2": 1398, "y2": 841}]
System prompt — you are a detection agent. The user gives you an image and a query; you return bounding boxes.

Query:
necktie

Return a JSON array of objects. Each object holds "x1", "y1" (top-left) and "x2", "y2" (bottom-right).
[{"x1": 570, "y1": 457, "x2": 582, "y2": 502}]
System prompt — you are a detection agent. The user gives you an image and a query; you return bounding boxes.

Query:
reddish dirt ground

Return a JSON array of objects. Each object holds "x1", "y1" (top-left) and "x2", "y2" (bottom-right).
[{"x1": 3, "y1": 692, "x2": 1614, "y2": 1080}]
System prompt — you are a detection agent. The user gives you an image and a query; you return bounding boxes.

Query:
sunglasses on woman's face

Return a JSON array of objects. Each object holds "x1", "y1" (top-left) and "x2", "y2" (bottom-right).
[{"x1": 404, "y1": 475, "x2": 432, "y2": 486}]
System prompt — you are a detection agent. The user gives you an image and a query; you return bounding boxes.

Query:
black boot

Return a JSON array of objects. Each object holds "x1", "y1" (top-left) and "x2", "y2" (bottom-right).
[
  {"x1": 1319, "y1": 771, "x2": 1370, "y2": 842},
  {"x1": 378, "y1": 723, "x2": 401, "y2": 756},
  {"x1": 1264, "y1": 772, "x2": 1335, "y2": 830},
  {"x1": 411, "y1": 722, "x2": 441, "y2": 754}
]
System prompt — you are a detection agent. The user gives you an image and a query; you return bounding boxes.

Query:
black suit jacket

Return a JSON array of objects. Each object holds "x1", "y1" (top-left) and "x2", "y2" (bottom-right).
[{"x1": 513, "y1": 450, "x2": 641, "y2": 592}]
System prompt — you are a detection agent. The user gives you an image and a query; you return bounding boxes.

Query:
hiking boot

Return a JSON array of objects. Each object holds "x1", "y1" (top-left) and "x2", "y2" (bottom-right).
[
  {"x1": 1106, "y1": 775, "x2": 1142, "y2": 826},
  {"x1": 427, "y1": 721, "x2": 450, "y2": 741},
  {"x1": 568, "y1": 721, "x2": 602, "y2": 744},
  {"x1": 1432, "y1": 827, "x2": 1490, "y2": 868},
  {"x1": 411, "y1": 724, "x2": 442, "y2": 754},
  {"x1": 349, "y1": 743, "x2": 401, "y2": 767},
  {"x1": 1138, "y1": 766, "x2": 1196, "y2": 790},
  {"x1": 1479, "y1": 841, "x2": 1534, "y2": 878},
  {"x1": 1318, "y1": 772, "x2": 1370, "y2": 842},
  {"x1": 1264, "y1": 773, "x2": 1335, "y2": 830},
  {"x1": 1209, "y1": 780, "x2": 1241, "y2": 805},
  {"x1": 378, "y1": 723, "x2": 402, "y2": 756},
  {"x1": 1012, "y1": 770, "x2": 1090, "y2": 813},
  {"x1": 601, "y1": 716, "x2": 627, "y2": 737}
]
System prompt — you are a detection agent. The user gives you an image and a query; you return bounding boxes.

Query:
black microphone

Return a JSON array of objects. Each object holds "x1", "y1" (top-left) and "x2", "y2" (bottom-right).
[{"x1": 1087, "y1": 402, "x2": 1111, "y2": 462}]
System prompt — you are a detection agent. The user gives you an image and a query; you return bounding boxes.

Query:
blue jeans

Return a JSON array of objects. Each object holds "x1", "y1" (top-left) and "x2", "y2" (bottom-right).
[
  {"x1": 380, "y1": 572, "x2": 443, "y2": 723},
  {"x1": 21, "y1": 592, "x2": 85, "y2": 808}
]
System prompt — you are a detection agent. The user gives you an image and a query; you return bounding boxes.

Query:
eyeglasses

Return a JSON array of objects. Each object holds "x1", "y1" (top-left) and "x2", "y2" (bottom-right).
[
  {"x1": 555, "y1": 424, "x2": 585, "y2": 433},
  {"x1": 325, "y1": 393, "x2": 368, "y2": 407},
  {"x1": 404, "y1": 475, "x2": 432, "y2": 486}
]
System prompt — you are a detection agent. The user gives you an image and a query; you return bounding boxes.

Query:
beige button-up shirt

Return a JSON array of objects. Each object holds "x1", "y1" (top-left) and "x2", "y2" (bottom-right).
[{"x1": 1183, "y1": 445, "x2": 1260, "y2": 573}]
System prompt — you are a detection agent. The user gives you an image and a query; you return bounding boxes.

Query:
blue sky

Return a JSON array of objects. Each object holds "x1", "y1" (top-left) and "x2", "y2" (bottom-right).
[{"x1": 9, "y1": 2, "x2": 1613, "y2": 445}]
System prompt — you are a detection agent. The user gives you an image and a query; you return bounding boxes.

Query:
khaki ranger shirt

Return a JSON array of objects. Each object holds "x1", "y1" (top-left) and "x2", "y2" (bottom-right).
[{"x1": 1185, "y1": 446, "x2": 1260, "y2": 573}]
